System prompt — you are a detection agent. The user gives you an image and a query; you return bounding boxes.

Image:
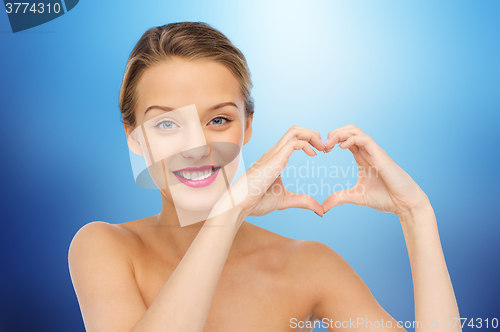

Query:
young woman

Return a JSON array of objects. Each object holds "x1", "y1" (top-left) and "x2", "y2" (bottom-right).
[{"x1": 68, "y1": 22, "x2": 461, "y2": 332}]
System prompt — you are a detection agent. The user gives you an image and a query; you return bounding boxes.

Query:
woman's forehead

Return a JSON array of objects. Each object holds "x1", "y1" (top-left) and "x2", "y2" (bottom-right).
[
  {"x1": 138, "y1": 60, "x2": 241, "y2": 98},
  {"x1": 135, "y1": 59, "x2": 244, "y2": 119}
]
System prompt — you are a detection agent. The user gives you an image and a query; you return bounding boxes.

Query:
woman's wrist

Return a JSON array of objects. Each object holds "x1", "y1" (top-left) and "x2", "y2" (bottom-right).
[
  {"x1": 397, "y1": 196, "x2": 434, "y2": 225},
  {"x1": 205, "y1": 196, "x2": 246, "y2": 231},
  {"x1": 398, "y1": 202, "x2": 438, "y2": 246}
]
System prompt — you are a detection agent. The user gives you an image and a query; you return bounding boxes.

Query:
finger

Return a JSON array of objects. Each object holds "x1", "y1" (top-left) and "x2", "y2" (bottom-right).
[
  {"x1": 280, "y1": 191, "x2": 324, "y2": 217},
  {"x1": 322, "y1": 186, "x2": 364, "y2": 213},
  {"x1": 278, "y1": 139, "x2": 317, "y2": 160},
  {"x1": 325, "y1": 125, "x2": 365, "y2": 151},
  {"x1": 334, "y1": 135, "x2": 380, "y2": 165},
  {"x1": 325, "y1": 123, "x2": 358, "y2": 142},
  {"x1": 324, "y1": 140, "x2": 346, "y2": 153},
  {"x1": 337, "y1": 134, "x2": 373, "y2": 150},
  {"x1": 325, "y1": 128, "x2": 366, "y2": 152},
  {"x1": 347, "y1": 144, "x2": 371, "y2": 168},
  {"x1": 275, "y1": 125, "x2": 325, "y2": 152},
  {"x1": 331, "y1": 132, "x2": 386, "y2": 169}
]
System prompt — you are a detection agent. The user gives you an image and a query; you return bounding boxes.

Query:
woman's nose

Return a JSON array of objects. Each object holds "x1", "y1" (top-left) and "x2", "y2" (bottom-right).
[
  {"x1": 180, "y1": 144, "x2": 210, "y2": 160},
  {"x1": 179, "y1": 125, "x2": 210, "y2": 160}
]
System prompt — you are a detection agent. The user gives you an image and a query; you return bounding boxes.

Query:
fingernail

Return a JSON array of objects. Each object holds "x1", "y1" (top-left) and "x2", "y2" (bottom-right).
[
  {"x1": 321, "y1": 140, "x2": 327, "y2": 151},
  {"x1": 325, "y1": 138, "x2": 330, "y2": 144}
]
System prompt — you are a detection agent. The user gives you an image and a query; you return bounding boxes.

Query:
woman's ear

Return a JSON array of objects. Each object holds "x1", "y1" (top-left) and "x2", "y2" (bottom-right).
[
  {"x1": 243, "y1": 114, "x2": 253, "y2": 146},
  {"x1": 124, "y1": 123, "x2": 143, "y2": 156}
]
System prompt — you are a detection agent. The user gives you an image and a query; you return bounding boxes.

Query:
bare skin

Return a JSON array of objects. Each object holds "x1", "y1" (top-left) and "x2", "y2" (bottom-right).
[
  {"x1": 104, "y1": 217, "x2": 331, "y2": 331},
  {"x1": 68, "y1": 57, "x2": 461, "y2": 332}
]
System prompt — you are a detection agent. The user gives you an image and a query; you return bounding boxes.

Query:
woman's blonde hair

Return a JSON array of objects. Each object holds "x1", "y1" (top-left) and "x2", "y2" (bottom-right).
[{"x1": 119, "y1": 21, "x2": 255, "y2": 127}]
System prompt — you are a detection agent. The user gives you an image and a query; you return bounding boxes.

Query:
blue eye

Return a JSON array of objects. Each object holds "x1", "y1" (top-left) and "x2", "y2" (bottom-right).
[
  {"x1": 155, "y1": 120, "x2": 179, "y2": 130},
  {"x1": 209, "y1": 117, "x2": 230, "y2": 126}
]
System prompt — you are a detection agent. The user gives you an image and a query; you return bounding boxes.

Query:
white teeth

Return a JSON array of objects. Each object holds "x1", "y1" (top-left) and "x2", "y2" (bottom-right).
[{"x1": 177, "y1": 168, "x2": 217, "y2": 181}]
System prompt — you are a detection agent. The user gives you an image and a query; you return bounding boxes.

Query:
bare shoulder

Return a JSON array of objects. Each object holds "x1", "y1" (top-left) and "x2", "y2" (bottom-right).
[
  {"x1": 68, "y1": 221, "x2": 141, "y2": 275},
  {"x1": 243, "y1": 222, "x2": 360, "y2": 283},
  {"x1": 68, "y1": 221, "x2": 148, "y2": 331},
  {"x1": 69, "y1": 221, "x2": 133, "y2": 254},
  {"x1": 70, "y1": 220, "x2": 123, "y2": 241},
  {"x1": 241, "y1": 222, "x2": 346, "y2": 274},
  {"x1": 281, "y1": 237, "x2": 364, "y2": 288},
  {"x1": 289, "y1": 238, "x2": 347, "y2": 269},
  {"x1": 241, "y1": 223, "x2": 362, "y2": 315}
]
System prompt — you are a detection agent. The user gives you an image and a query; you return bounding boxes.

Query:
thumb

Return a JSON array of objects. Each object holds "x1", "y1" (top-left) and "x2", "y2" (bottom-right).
[
  {"x1": 322, "y1": 186, "x2": 364, "y2": 213},
  {"x1": 280, "y1": 191, "x2": 324, "y2": 217}
]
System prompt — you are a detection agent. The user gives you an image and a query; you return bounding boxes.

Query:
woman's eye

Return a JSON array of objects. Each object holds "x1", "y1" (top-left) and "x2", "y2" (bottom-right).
[
  {"x1": 155, "y1": 120, "x2": 178, "y2": 130},
  {"x1": 208, "y1": 117, "x2": 228, "y2": 126}
]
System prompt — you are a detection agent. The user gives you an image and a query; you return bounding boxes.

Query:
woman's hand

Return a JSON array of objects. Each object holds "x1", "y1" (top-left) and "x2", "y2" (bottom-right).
[
  {"x1": 234, "y1": 125, "x2": 326, "y2": 218},
  {"x1": 322, "y1": 124, "x2": 430, "y2": 217}
]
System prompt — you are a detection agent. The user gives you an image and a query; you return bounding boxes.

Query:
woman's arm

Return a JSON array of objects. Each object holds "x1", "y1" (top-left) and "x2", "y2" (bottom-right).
[
  {"x1": 68, "y1": 207, "x2": 245, "y2": 332},
  {"x1": 312, "y1": 124, "x2": 461, "y2": 331},
  {"x1": 311, "y1": 204, "x2": 460, "y2": 332},
  {"x1": 69, "y1": 126, "x2": 326, "y2": 332},
  {"x1": 399, "y1": 204, "x2": 461, "y2": 332},
  {"x1": 130, "y1": 207, "x2": 244, "y2": 332}
]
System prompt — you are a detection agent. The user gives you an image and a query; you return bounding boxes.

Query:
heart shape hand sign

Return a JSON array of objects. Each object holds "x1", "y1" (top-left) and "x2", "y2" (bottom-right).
[{"x1": 235, "y1": 124, "x2": 430, "y2": 219}]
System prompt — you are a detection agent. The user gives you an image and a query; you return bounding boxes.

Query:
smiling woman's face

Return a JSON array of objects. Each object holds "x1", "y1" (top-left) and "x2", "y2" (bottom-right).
[{"x1": 126, "y1": 57, "x2": 252, "y2": 223}]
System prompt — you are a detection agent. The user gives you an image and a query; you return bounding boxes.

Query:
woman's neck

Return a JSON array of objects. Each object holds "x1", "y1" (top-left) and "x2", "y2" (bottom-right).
[{"x1": 145, "y1": 191, "x2": 249, "y2": 262}]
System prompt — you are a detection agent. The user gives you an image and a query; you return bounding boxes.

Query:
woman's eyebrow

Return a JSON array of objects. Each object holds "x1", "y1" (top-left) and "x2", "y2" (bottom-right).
[{"x1": 144, "y1": 102, "x2": 238, "y2": 114}]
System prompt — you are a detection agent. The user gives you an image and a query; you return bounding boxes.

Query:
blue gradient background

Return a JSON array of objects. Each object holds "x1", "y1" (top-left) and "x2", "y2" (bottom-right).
[{"x1": 1, "y1": 1, "x2": 499, "y2": 331}]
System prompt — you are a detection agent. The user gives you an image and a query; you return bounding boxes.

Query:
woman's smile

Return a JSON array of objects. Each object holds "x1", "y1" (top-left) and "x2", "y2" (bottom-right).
[{"x1": 172, "y1": 165, "x2": 222, "y2": 188}]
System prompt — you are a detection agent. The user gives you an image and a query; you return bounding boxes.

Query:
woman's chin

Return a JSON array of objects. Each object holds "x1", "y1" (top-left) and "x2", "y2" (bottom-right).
[{"x1": 174, "y1": 200, "x2": 217, "y2": 214}]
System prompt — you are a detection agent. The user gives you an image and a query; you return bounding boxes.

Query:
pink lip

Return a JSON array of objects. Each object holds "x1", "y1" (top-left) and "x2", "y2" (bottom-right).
[{"x1": 173, "y1": 165, "x2": 221, "y2": 188}]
